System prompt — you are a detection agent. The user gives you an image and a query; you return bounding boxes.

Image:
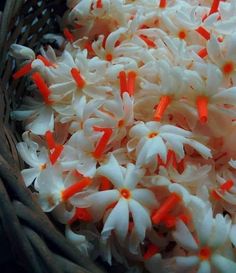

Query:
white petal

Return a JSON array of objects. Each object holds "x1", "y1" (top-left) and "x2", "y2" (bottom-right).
[
  {"x1": 176, "y1": 256, "x2": 199, "y2": 268},
  {"x1": 197, "y1": 261, "x2": 210, "y2": 273},
  {"x1": 147, "y1": 136, "x2": 167, "y2": 162},
  {"x1": 123, "y1": 163, "x2": 144, "y2": 190},
  {"x1": 10, "y1": 44, "x2": 35, "y2": 60},
  {"x1": 21, "y1": 168, "x2": 40, "y2": 187},
  {"x1": 185, "y1": 139, "x2": 212, "y2": 159},
  {"x1": 136, "y1": 139, "x2": 154, "y2": 166},
  {"x1": 207, "y1": 36, "x2": 221, "y2": 65},
  {"x1": 16, "y1": 142, "x2": 39, "y2": 167},
  {"x1": 172, "y1": 220, "x2": 198, "y2": 251},
  {"x1": 230, "y1": 224, "x2": 236, "y2": 247},
  {"x1": 211, "y1": 254, "x2": 236, "y2": 273},
  {"x1": 102, "y1": 198, "x2": 129, "y2": 242},
  {"x1": 129, "y1": 199, "x2": 151, "y2": 245},
  {"x1": 129, "y1": 122, "x2": 150, "y2": 138},
  {"x1": 212, "y1": 87, "x2": 236, "y2": 105},
  {"x1": 97, "y1": 155, "x2": 124, "y2": 189},
  {"x1": 195, "y1": 207, "x2": 213, "y2": 246},
  {"x1": 209, "y1": 214, "x2": 231, "y2": 248},
  {"x1": 160, "y1": 125, "x2": 192, "y2": 137},
  {"x1": 28, "y1": 107, "x2": 54, "y2": 135},
  {"x1": 105, "y1": 27, "x2": 127, "y2": 52},
  {"x1": 87, "y1": 190, "x2": 120, "y2": 221},
  {"x1": 160, "y1": 133, "x2": 185, "y2": 159},
  {"x1": 132, "y1": 189, "x2": 158, "y2": 209}
]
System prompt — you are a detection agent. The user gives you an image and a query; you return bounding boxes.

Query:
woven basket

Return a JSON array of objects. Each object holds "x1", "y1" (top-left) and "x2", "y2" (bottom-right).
[{"x1": 0, "y1": 1, "x2": 107, "y2": 272}]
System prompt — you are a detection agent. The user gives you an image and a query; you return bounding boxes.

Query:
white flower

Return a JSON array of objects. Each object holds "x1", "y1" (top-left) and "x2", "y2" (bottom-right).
[
  {"x1": 11, "y1": 96, "x2": 54, "y2": 135},
  {"x1": 44, "y1": 49, "x2": 109, "y2": 101},
  {"x1": 173, "y1": 206, "x2": 235, "y2": 273},
  {"x1": 128, "y1": 121, "x2": 211, "y2": 168},
  {"x1": 74, "y1": 155, "x2": 158, "y2": 253},
  {"x1": 37, "y1": 167, "x2": 92, "y2": 212},
  {"x1": 16, "y1": 132, "x2": 49, "y2": 188},
  {"x1": 94, "y1": 92, "x2": 134, "y2": 144},
  {"x1": 60, "y1": 130, "x2": 99, "y2": 177},
  {"x1": 207, "y1": 33, "x2": 236, "y2": 85}
]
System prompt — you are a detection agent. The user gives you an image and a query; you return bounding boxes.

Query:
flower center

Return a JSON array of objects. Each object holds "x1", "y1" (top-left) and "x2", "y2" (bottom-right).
[
  {"x1": 39, "y1": 163, "x2": 47, "y2": 171},
  {"x1": 106, "y1": 53, "x2": 113, "y2": 61},
  {"x1": 222, "y1": 62, "x2": 234, "y2": 75},
  {"x1": 148, "y1": 132, "x2": 158, "y2": 138},
  {"x1": 120, "y1": 188, "x2": 131, "y2": 199},
  {"x1": 118, "y1": 119, "x2": 125, "y2": 127},
  {"x1": 178, "y1": 30, "x2": 186, "y2": 40},
  {"x1": 199, "y1": 246, "x2": 211, "y2": 260}
]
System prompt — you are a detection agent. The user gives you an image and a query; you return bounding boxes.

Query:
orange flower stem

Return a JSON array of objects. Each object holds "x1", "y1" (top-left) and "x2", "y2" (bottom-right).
[
  {"x1": 31, "y1": 72, "x2": 52, "y2": 104},
  {"x1": 119, "y1": 71, "x2": 127, "y2": 95},
  {"x1": 96, "y1": 0, "x2": 103, "y2": 8},
  {"x1": 143, "y1": 244, "x2": 160, "y2": 260},
  {"x1": 84, "y1": 41, "x2": 94, "y2": 54},
  {"x1": 195, "y1": 26, "x2": 211, "y2": 40},
  {"x1": 49, "y1": 144, "x2": 64, "y2": 165},
  {"x1": 220, "y1": 179, "x2": 234, "y2": 192},
  {"x1": 159, "y1": 0, "x2": 167, "y2": 8},
  {"x1": 178, "y1": 214, "x2": 190, "y2": 225},
  {"x1": 36, "y1": 55, "x2": 56, "y2": 67},
  {"x1": 209, "y1": 0, "x2": 220, "y2": 15},
  {"x1": 62, "y1": 177, "x2": 92, "y2": 201},
  {"x1": 139, "y1": 35, "x2": 156, "y2": 48},
  {"x1": 45, "y1": 131, "x2": 56, "y2": 149},
  {"x1": 63, "y1": 28, "x2": 75, "y2": 43},
  {"x1": 154, "y1": 95, "x2": 171, "y2": 121},
  {"x1": 13, "y1": 62, "x2": 32, "y2": 79},
  {"x1": 162, "y1": 214, "x2": 177, "y2": 228},
  {"x1": 93, "y1": 127, "x2": 113, "y2": 158},
  {"x1": 152, "y1": 193, "x2": 182, "y2": 225},
  {"x1": 71, "y1": 68, "x2": 85, "y2": 88},
  {"x1": 196, "y1": 96, "x2": 208, "y2": 123},
  {"x1": 211, "y1": 190, "x2": 221, "y2": 200},
  {"x1": 99, "y1": 176, "x2": 113, "y2": 191},
  {"x1": 127, "y1": 71, "x2": 137, "y2": 96}
]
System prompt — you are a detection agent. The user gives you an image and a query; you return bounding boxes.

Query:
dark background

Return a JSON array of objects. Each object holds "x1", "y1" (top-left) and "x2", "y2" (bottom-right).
[
  {"x1": 0, "y1": 1, "x2": 25, "y2": 272},
  {"x1": 0, "y1": 1, "x2": 6, "y2": 11}
]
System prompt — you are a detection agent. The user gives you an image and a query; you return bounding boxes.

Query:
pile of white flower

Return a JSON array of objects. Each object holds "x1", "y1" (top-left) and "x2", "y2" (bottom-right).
[{"x1": 10, "y1": 0, "x2": 236, "y2": 272}]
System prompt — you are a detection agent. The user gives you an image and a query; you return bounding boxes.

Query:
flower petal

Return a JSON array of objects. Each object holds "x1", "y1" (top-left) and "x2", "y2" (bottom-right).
[
  {"x1": 132, "y1": 189, "x2": 158, "y2": 209},
  {"x1": 21, "y1": 168, "x2": 40, "y2": 187},
  {"x1": 176, "y1": 256, "x2": 199, "y2": 268},
  {"x1": 211, "y1": 254, "x2": 236, "y2": 273},
  {"x1": 172, "y1": 220, "x2": 198, "y2": 251},
  {"x1": 129, "y1": 199, "x2": 151, "y2": 251},
  {"x1": 197, "y1": 261, "x2": 210, "y2": 273},
  {"x1": 97, "y1": 155, "x2": 124, "y2": 189},
  {"x1": 102, "y1": 198, "x2": 129, "y2": 242},
  {"x1": 87, "y1": 190, "x2": 120, "y2": 221},
  {"x1": 123, "y1": 163, "x2": 144, "y2": 190}
]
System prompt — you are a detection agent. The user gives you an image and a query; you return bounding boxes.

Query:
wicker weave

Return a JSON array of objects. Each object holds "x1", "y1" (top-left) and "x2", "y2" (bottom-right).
[{"x1": 0, "y1": 1, "x2": 107, "y2": 272}]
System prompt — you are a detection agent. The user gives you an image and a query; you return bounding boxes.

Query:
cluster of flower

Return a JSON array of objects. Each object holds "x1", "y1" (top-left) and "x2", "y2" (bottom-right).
[{"x1": 11, "y1": 0, "x2": 236, "y2": 272}]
